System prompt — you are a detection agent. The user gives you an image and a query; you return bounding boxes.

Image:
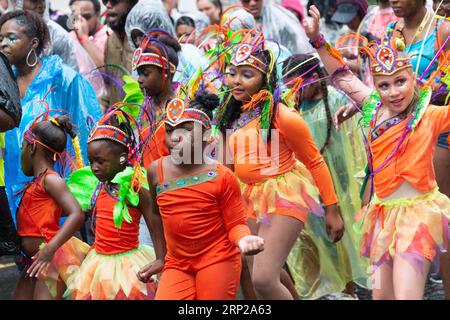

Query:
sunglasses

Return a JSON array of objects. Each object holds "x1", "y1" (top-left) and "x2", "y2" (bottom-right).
[{"x1": 102, "y1": 0, "x2": 121, "y2": 5}]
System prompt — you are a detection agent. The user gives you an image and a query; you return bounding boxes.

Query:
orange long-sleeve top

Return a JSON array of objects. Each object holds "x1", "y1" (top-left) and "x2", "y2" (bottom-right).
[
  {"x1": 371, "y1": 105, "x2": 450, "y2": 198},
  {"x1": 142, "y1": 121, "x2": 170, "y2": 168},
  {"x1": 156, "y1": 160, "x2": 250, "y2": 269},
  {"x1": 17, "y1": 170, "x2": 61, "y2": 242},
  {"x1": 229, "y1": 104, "x2": 338, "y2": 206},
  {"x1": 92, "y1": 187, "x2": 141, "y2": 255}
]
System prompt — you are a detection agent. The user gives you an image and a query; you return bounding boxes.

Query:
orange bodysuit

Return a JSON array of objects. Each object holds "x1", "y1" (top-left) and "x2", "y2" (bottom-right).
[
  {"x1": 142, "y1": 121, "x2": 170, "y2": 168},
  {"x1": 17, "y1": 170, "x2": 62, "y2": 242},
  {"x1": 229, "y1": 104, "x2": 338, "y2": 212},
  {"x1": 91, "y1": 186, "x2": 141, "y2": 255},
  {"x1": 371, "y1": 105, "x2": 450, "y2": 198},
  {"x1": 155, "y1": 158, "x2": 250, "y2": 300}
]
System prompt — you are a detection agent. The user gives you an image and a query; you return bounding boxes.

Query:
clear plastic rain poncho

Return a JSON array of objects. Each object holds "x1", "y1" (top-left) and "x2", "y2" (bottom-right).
[
  {"x1": 174, "y1": 10, "x2": 211, "y2": 39},
  {"x1": 224, "y1": 8, "x2": 292, "y2": 80},
  {"x1": 4, "y1": 55, "x2": 102, "y2": 217},
  {"x1": 10, "y1": 0, "x2": 79, "y2": 70},
  {"x1": 125, "y1": 0, "x2": 208, "y2": 83},
  {"x1": 258, "y1": 0, "x2": 314, "y2": 55}
]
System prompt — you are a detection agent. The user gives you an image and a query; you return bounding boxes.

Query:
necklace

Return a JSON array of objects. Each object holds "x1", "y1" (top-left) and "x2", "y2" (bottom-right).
[{"x1": 398, "y1": 10, "x2": 431, "y2": 49}]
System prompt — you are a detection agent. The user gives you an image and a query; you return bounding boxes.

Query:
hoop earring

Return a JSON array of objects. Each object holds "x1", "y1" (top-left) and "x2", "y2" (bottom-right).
[{"x1": 26, "y1": 49, "x2": 38, "y2": 67}]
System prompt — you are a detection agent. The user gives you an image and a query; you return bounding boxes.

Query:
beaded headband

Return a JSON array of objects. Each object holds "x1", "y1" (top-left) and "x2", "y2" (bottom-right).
[
  {"x1": 230, "y1": 43, "x2": 267, "y2": 74},
  {"x1": 370, "y1": 45, "x2": 412, "y2": 76},
  {"x1": 87, "y1": 125, "x2": 131, "y2": 148},
  {"x1": 165, "y1": 98, "x2": 212, "y2": 129},
  {"x1": 132, "y1": 47, "x2": 177, "y2": 73}
]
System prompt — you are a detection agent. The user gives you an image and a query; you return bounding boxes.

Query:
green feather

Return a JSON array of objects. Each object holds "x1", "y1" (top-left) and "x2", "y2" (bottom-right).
[
  {"x1": 67, "y1": 167, "x2": 99, "y2": 211},
  {"x1": 359, "y1": 91, "x2": 381, "y2": 127}
]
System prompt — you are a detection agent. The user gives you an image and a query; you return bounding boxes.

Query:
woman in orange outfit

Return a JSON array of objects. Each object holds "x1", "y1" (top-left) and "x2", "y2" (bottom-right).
[
  {"x1": 138, "y1": 92, "x2": 265, "y2": 300},
  {"x1": 211, "y1": 31, "x2": 344, "y2": 300},
  {"x1": 304, "y1": 5, "x2": 450, "y2": 299}
]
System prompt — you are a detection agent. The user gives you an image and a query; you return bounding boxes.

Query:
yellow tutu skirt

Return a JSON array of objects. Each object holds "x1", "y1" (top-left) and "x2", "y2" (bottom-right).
[
  {"x1": 41, "y1": 236, "x2": 90, "y2": 298},
  {"x1": 64, "y1": 245, "x2": 157, "y2": 300},
  {"x1": 240, "y1": 161, "x2": 324, "y2": 223},
  {"x1": 355, "y1": 188, "x2": 450, "y2": 269}
]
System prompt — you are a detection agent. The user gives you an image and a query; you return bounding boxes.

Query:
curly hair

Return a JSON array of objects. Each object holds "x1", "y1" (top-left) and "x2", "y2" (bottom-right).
[{"x1": 0, "y1": 10, "x2": 50, "y2": 55}]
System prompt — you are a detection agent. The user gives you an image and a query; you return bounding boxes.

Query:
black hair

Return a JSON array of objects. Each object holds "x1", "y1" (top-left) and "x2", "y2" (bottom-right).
[
  {"x1": 143, "y1": 34, "x2": 182, "y2": 68},
  {"x1": 0, "y1": 10, "x2": 50, "y2": 55},
  {"x1": 69, "y1": 0, "x2": 101, "y2": 13},
  {"x1": 31, "y1": 115, "x2": 76, "y2": 160},
  {"x1": 189, "y1": 91, "x2": 219, "y2": 120},
  {"x1": 282, "y1": 54, "x2": 332, "y2": 154},
  {"x1": 218, "y1": 49, "x2": 278, "y2": 137},
  {"x1": 176, "y1": 16, "x2": 196, "y2": 29}
]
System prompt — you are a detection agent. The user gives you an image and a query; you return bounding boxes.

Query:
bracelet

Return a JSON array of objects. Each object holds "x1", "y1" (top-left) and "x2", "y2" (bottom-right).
[{"x1": 309, "y1": 33, "x2": 327, "y2": 49}]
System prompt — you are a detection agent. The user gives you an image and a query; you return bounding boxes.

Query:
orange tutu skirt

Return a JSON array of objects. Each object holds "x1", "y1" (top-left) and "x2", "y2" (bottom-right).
[
  {"x1": 240, "y1": 161, "x2": 324, "y2": 223},
  {"x1": 64, "y1": 245, "x2": 156, "y2": 300},
  {"x1": 42, "y1": 236, "x2": 90, "y2": 298},
  {"x1": 355, "y1": 188, "x2": 450, "y2": 269}
]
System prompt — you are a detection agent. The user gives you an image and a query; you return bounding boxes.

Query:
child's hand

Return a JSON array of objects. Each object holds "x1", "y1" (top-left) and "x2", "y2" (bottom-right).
[
  {"x1": 27, "y1": 245, "x2": 56, "y2": 278},
  {"x1": 303, "y1": 5, "x2": 322, "y2": 42},
  {"x1": 325, "y1": 204, "x2": 345, "y2": 243},
  {"x1": 238, "y1": 235, "x2": 265, "y2": 256},
  {"x1": 137, "y1": 259, "x2": 164, "y2": 283},
  {"x1": 334, "y1": 103, "x2": 357, "y2": 130}
]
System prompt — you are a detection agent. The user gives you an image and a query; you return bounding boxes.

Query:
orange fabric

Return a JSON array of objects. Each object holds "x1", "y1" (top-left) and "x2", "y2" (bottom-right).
[
  {"x1": 156, "y1": 253, "x2": 241, "y2": 300},
  {"x1": 371, "y1": 105, "x2": 450, "y2": 198},
  {"x1": 17, "y1": 171, "x2": 62, "y2": 241},
  {"x1": 156, "y1": 162, "x2": 250, "y2": 271},
  {"x1": 230, "y1": 104, "x2": 338, "y2": 205},
  {"x1": 92, "y1": 188, "x2": 141, "y2": 255},
  {"x1": 142, "y1": 122, "x2": 170, "y2": 168}
]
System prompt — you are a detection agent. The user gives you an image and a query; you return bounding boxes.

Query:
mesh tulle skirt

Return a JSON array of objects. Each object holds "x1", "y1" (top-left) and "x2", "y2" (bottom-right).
[
  {"x1": 355, "y1": 188, "x2": 450, "y2": 269},
  {"x1": 64, "y1": 245, "x2": 157, "y2": 300},
  {"x1": 240, "y1": 161, "x2": 324, "y2": 223},
  {"x1": 42, "y1": 236, "x2": 90, "y2": 298}
]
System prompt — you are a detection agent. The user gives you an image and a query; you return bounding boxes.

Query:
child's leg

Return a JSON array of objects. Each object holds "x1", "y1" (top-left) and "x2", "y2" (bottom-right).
[
  {"x1": 371, "y1": 263, "x2": 395, "y2": 300},
  {"x1": 13, "y1": 274, "x2": 35, "y2": 300},
  {"x1": 240, "y1": 256, "x2": 257, "y2": 299},
  {"x1": 155, "y1": 268, "x2": 196, "y2": 300},
  {"x1": 33, "y1": 278, "x2": 66, "y2": 300},
  {"x1": 392, "y1": 253, "x2": 431, "y2": 300},
  {"x1": 251, "y1": 214, "x2": 303, "y2": 300},
  {"x1": 196, "y1": 254, "x2": 241, "y2": 300}
]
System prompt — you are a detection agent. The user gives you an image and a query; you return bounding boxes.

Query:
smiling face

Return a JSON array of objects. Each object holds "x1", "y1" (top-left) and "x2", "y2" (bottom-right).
[
  {"x1": 373, "y1": 68, "x2": 416, "y2": 115},
  {"x1": 87, "y1": 140, "x2": 127, "y2": 182},
  {"x1": 0, "y1": 19, "x2": 38, "y2": 66},
  {"x1": 241, "y1": 0, "x2": 263, "y2": 19},
  {"x1": 165, "y1": 121, "x2": 206, "y2": 164},
  {"x1": 225, "y1": 64, "x2": 265, "y2": 103}
]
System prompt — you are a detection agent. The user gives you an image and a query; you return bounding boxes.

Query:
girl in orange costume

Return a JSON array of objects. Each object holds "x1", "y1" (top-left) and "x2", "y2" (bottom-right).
[
  {"x1": 211, "y1": 32, "x2": 344, "y2": 300},
  {"x1": 15, "y1": 114, "x2": 88, "y2": 300},
  {"x1": 64, "y1": 107, "x2": 157, "y2": 300},
  {"x1": 304, "y1": 5, "x2": 450, "y2": 299},
  {"x1": 138, "y1": 91, "x2": 265, "y2": 300},
  {"x1": 132, "y1": 31, "x2": 182, "y2": 168}
]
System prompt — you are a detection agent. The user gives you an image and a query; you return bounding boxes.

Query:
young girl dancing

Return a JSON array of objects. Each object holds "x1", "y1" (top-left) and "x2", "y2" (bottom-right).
[
  {"x1": 211, "y1": 31, "x2": 344, "y2": 300},
  {"x1": 64, "y1": 107, "x2": 157, "y2": 300},
  {"x1": 304, "y1": 5, "x2": 450, "y2": 299},
  {"x1": 14, "y1": 114, "x2": 88, "y2": 300},
  {"x1": 138, "y1": 91, "x2": 265, "y2": 300}
]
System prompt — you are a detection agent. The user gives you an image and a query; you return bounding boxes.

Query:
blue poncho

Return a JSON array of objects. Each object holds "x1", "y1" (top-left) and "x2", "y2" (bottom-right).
[{"x1": 5, "y1": 55, "x2": 102, "y2": 216}]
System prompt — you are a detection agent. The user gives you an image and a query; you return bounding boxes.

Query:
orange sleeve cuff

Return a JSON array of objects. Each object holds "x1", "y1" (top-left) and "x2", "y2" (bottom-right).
[{"x1": 228, "y1": 224, "x2": 251, "y2": 246}]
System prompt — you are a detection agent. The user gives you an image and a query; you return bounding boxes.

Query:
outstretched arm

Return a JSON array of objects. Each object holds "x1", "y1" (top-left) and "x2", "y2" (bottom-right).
[
  {"x1": 137, "y1": 162, "x2": 166, "y2": 283},
  {"x1": 303, "y1": 5, "x2": 372, "y2": 107}
]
